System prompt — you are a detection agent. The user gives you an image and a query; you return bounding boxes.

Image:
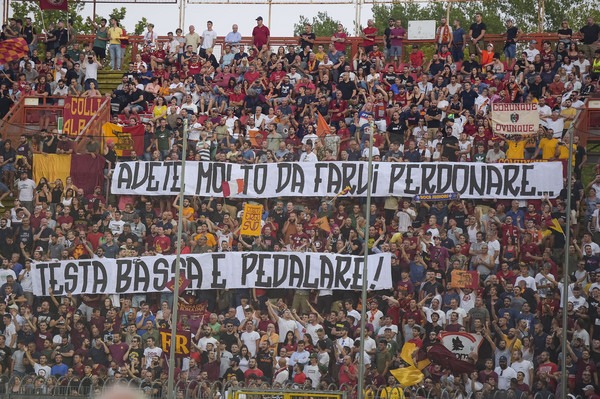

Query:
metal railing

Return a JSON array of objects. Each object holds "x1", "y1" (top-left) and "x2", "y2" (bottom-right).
[{"x1": 1, "y1": 376, "x2": 583, "y2": 399}]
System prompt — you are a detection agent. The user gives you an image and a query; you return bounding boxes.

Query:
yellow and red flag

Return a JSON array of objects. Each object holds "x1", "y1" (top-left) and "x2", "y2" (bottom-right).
[
  {"x1": 102, "y1": 123, "x2": 145, "y2": 157},
  {"x1": 0, "y1": 38, "x2": 29, "y2": 65}
]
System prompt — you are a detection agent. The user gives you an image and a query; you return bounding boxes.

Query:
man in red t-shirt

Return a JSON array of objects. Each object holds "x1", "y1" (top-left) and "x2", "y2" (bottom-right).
[
  {"x1": 338, "y1": 355, "x2": 357, "y2": 386},
  {"x1": 153, "y1": 226, "x2": 171, "y2": 254},
  {"x1": 361, "y1": 19, "x2": 378, "y2": 53},
  {"x1": 252, "y1": 16, "x2": 270, "y2": 50},
  {"x1": 331, "y1": 24, "x2": 347, "y2": 52},
  {"x1": 537, "y1": 351, "x2": 558, "y2": 390}
]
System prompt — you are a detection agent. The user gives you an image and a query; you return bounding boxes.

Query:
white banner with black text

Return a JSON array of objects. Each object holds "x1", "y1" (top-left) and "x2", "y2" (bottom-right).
[
  {"x1": 31, "y1": 252, "x2": 391, "y2": 296},
  {"x1": 110, "y1": 161, "x2": 563, "y2": 199}
]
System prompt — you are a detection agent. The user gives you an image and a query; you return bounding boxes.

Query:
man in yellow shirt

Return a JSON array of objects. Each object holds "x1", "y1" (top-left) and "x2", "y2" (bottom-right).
[
  {"x1": 533, "y1": 130, "x2": 558, "y2": 160},
  {"x1": 560, "y1": 99, "x2": 577, "y2": 133},
  {"x1": 505, "y1": 135, "x2": 526, "y2": 159},
  {"x1": 107, "y1": 18, "x2": 123, "y2": 70},
  {"x1": 557, "y1": 134, "x2": 576, "y2": 166}
]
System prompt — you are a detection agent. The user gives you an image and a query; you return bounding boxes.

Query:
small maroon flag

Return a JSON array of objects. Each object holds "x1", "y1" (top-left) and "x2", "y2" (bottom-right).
[
  {"x1": 164, "y1": 272, "x2": 191, "y2": 295},
  {"x1": 40, "y1": 0, "x2": 68, "y2": 11}
]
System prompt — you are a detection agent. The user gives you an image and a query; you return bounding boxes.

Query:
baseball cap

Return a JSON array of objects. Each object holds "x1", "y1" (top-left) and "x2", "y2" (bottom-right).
[
  {"x1": 499, "y1": 356, "x2": 508, "y2": 362},
  {"x1": 231, "y1": 356, "x2": 240, "y2": 363},
  {"x1": 309, "y1": 353, "x2": 318, "y2": 359},
  {"x1": 256, "y1": 16, "x2": 263, "y2": 20},
  {"x1": 530, "y1": 39, "x2": 537, "y2": 44},
  {"x1": 583, "y1": 385, "x2": 595, "y2": 391}
]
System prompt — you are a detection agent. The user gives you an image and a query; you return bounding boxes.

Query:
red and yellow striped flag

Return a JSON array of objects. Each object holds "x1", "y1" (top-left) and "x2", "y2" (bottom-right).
[{"x1": 0, "y1": 38, "x2": 29, "y2": 65}]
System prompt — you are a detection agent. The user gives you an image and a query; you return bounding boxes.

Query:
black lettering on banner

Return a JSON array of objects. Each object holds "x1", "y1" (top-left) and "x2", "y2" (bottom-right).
[
  {"x1": 254, "y1": 165, "x2": 268, "y2": 194},
  {"x1": 421, "y1": 164, "x2": 437, "y2": 194},
  {"x1": 356, "y1": 163, "x2": 369, "y2": 195},
  {"x1": 116, "y1": 259, "x2": 133, "y2": 293},
  {"x1": 350, "y1": 258, "x2": 362, "y2": 290},
  {"x1": 134, "y1": 258, "x2": 151, "y2": 291},
  {"x1": 451, "y1": 164, "x2": 470, "y2": 194},
  {"x1": 334, "y1": 256, "x2": 352, "y2": 289},
  {"x1": 486, "y1": 166, "x2": 502, "y2": 196},
  {"x1": 147, "y1": 162, "x2": 161, "y2": 192},
  {"x1": 80, "y1": 260, "x2": 90, "y2": 292},
  {"x1": 291, "y1": 164, "x2": 305, "y2": 193},
  {"x1": 437, "y1": 164, "x2": 453, "y2": 194},
  {"x1": 276, "y1": 164, "x2": 292, "y2": 193},
  {"x1": 289, "y1": 255, "x2": 304, "y2": 288},
  {"x1": 327, "y1": 163, "x2": 342, "y2": 194},
  {"x1": 169, "y1": 162, "x2": 181, "y2": 192},
  {"x1": 389, "y1": 164, "x2": 405, "y2": 193},
  {"x1": 241, "y1": 165, "x2": 253, "y2": 194},
  {"x1": 303, "y1": 257, "x2": 318, "y2": 289},
  {"x1": 36, "y1": 263, "x2": 49, "y2": 295},
  {"x1": 342, "y1": 163, "x2": 356, "y2": 193},
  {"x1": 116, "y1": 163, "x2": 132, "y2": 190},
  {"x1": 469, "y1": 165, "x2": 485, "y2": 196},
  {"x1": 255, "y1": 253, "x2": 272, "y2": 287},
  {"x1": 319, "y1": 255, "x2": 334, "y2": 289},
  {"x1": 49, "y1": 263, "x2": 61, "y2": 294},
  {"x1": 502, "y1": 165, "x2": 521, "y2": 197},
  {"x1": 196, "y1": 162, "x2": 213, "y2": 195},
  {"x1": 369, "y1": 257, "x2": 384, "y2": 290},
  {"x1": 64, "y1": 262, "x2": 78, "y2": 294},
  {"x1": 241, "y1": 253, "x2": 258, "y2": 285},
  {"x1": 185, "y1": 256, "x2": 203, "y2": 289},
  {"x1": 163, "y1": 162, "x2": 172, "y2": 192},
  {"x1": 93, "y1": 261, "x2": 107, "y2": 293},
  {"x1": 273, "y1": 254, "x2": 289, "y2": 287},
  {"x1": 131, "y1": 162, "x2": 149, "y2": 190},
  {"x1": 405, "y1": 164, "x2": 420, "y2": 194},
  {"x1": 371, "y1": 163, "x2": 379, "y2": 193},
  {"x1": 211, "y1": 163, "x2": 228, "y2": 194},
  {"x1": 211, "y1": 254, "x2": 227, "y2": 288},
  {"x1": 520, "y1": 164, "x2": 536, "y2": 196},
  {"x1": 313, "y1": 163, "x2": 326, "y2": 193},
  {"x1": 152, "y1": 259, "x2": 170, "y2": 291}
]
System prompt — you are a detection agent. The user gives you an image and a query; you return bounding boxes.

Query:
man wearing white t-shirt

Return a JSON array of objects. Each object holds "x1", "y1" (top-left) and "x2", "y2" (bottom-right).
[
  {"x1": 267, "y1": 302, "x2": 297, "y2": 342},
  {"x1": 510, "y1": 350, "x2": 533, "y2": 387},
  {"x1": 201, "y1": 21, "x2": 218, "y2": 52}
]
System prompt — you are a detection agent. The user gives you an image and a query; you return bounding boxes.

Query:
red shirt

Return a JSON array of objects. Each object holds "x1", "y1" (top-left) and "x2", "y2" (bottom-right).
[
  {"x1": 338, "y1": 364, "x2": 356, "y2": 386},
  {"x1": 152, "y1": 50, "x2": 166, "y2": 61},
  {"x1": 409, "y1": 51, "x2": 425, "y2": 68},
  {"x1": 329, "y1": 99, "x2": 347, "y2": 122},
  {"x1": 252, "y1": 25, "x2": 270, "y2": 48},
  {"x1": 87, "y1": 232, "x2": 104, "y2": 251},
  {"x1": 333, "y1": 32, "x2": 347, "y2": 52},
  {"x1": 188, "y1": 62, "x2": 201, "y2": 75},
  {"x1": 362, "y1": 27, "x2": 378, "y2": 46},
  {"x1": 270, "y1": 71, "x2": 286, "y2": 83},
  {"x1": 153, "y1": 235, "x2": 171, "y2": 254}
]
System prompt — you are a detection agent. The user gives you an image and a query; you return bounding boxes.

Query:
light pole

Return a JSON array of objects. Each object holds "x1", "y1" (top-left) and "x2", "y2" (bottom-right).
[
  {"x1": 560, "y1": 130, "x2": 573, "y2": 399},
  {"x1": 167, "y1": 119, "x2": 187, "y2": 399},
  {"x1": 357, "y1": 120, "x2": 375, "y2": 399}
]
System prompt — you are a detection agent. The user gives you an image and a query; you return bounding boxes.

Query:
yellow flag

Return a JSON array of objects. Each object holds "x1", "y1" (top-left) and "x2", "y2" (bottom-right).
[
  {"x1": 389, "y1": 366, "x2": 424, "y2": 387},
  {"x1": 548, "y1": 218, "x2": 564, "y2": 235},
  {"x1": 33, "y1": 154, "x2": 72, "y2": 186},
  {"x1": 314, "y1": 216, "x2": 331, "y2": 232},
  {"x1": 240, "y1": 204, "x2": 263, "y2": 236}
]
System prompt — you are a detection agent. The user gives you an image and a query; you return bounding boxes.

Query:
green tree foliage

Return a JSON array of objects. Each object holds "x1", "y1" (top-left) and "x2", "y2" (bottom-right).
[
  {"x1": 10, "y1": 0, "x2": 87, "y2": 34},
  {"x1": 371, "y1": 0, "x2": 595, "y2": 36},
  {"x1": 293, "y1": 11, "x2": 347, "y2": 38},
  {"x1": 134, "y1": 17, "x2": 149, "y2": 35}
]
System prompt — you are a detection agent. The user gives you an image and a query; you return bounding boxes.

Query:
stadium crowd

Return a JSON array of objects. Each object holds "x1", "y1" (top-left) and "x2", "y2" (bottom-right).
[{"x1": 0, "y1": 10, "x2": 599, "y2": 399}]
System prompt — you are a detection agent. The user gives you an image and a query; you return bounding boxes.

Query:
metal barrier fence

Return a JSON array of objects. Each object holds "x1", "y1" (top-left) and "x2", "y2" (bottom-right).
[{"x1": 0, "y1": 376, "x2": 585, "y2": 399}]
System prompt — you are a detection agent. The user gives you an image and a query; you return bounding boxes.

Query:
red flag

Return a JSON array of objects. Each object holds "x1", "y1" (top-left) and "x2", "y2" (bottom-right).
[
  {"x1": 316, "y1": 112, "x2": 330, "y2": 138},
  {"x1": 427, "y1": 343, "x2": 476, "y2": 374},
  {"x1": 164, "y1": 272, "x2": 191, "y2": 295},
  {"x1": 39, "y1": 0, "x2": 68, "y2": 11},
  {"x1": 0, "y1": 39, "x2": 29, "y2": 65},
  {"x1": 159, "y1": 328, "x2": 191, "y2": 359}
]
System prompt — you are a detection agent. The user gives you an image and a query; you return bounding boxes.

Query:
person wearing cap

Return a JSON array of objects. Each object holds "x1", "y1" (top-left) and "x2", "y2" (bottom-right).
[
  {"x1": 582, "y1": 384, "x2": 600, "y2": 399},
  {"x1": 224, "y1": 356, "x2": 245, "y2": 382},
  {"x1": 494, "y1": 355, "x2": 517, "y2": 390},
  {"x1": 524, "y1": 39, "x2": 540, "y2": 62},
  {"x1": 252, "y1": 16, "x2": 270, "y2": 51}
]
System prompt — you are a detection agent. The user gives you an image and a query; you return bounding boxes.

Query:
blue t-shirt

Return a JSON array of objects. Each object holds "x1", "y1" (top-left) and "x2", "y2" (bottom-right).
[{"x1": 51, "y1": 363, "x2": 69, "y2": 376}]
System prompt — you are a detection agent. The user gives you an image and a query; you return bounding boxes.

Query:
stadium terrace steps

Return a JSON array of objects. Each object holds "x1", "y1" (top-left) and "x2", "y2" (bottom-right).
[{"x1": 97, "y1": 70, "x2": 125, "y2": 94}]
